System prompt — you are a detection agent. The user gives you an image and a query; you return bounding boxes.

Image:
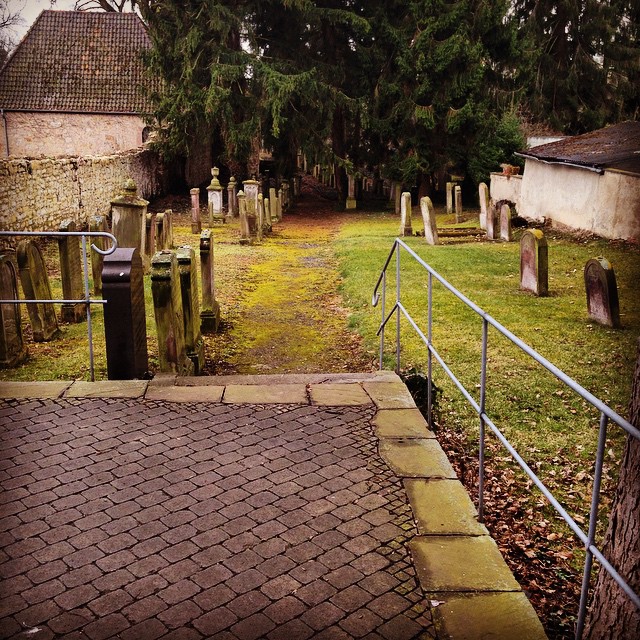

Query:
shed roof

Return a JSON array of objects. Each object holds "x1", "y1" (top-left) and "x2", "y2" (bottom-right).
[
  {"x1": 517, "y1": 121, "x2": 640, "y2": 176},
  {"x1": 0, "y1": 10, "x2": 154, "y2": 115}
]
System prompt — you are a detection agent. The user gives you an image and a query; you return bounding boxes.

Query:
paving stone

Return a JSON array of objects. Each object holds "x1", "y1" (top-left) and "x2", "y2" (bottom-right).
[
  {"x1": 309, "y1": 383, "x2": 372, "y2": 406},
  {"x1": 65, "y1": 381, "x2": 148, "y2": 399},
  {"x1": 361, "y1": 381, "x2": 416, "y2": 409},
  {"x1": 373, "y1": 408, "x2": 434, "y2": 438},
  {"x1": 144, "y1": 385, "x2": 224, "y2": 403},
  {"x1": 379, "y1": 438, "x2": 457, "y2": 478},
  {"x1": 223, "y1": 384, "x2": 308, "y2": 404},
  {"x1": 0, "y1": 381, "x2": 71, "y2": 399}
]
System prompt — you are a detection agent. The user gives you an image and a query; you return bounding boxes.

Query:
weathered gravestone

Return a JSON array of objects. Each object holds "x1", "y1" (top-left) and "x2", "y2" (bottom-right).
[
  {"x1": 0, "y1": 253, "x2": 28, "y2": 367},
  {"x1": 277, "y1": 187, "x2": 284, "y2": 220},
  {"x1": 269, "y1": 187, "x2": 279, "y2": 223},
  {"x1": 400, "y1": 192, "x2": 413, "y2": 236},
  {"x1": 227, "y1": 177, "x2": 237, "y2": 218},
  {"x1": 90, "y1": 215, "x2": 109, "y2": 295},
  {"x1": 207, "y1": 167, "x2": 225, "y2": 225},
  {"x1": 243, "y1": 178, "x2": 260, "y2": 218},
  {"x1": 237, "y1": 191, "x2": 251, "y2": 245},
  {"x1": 479, "y1": 182, "x2": 489, "y2": 230},
  {"x1": 16, "y1": 240, "x2": 60, "y2": 342},
  {"x1": 420, "y1": 197, "x2": 439, "y2": 245},
  {"x1": 199, "y1": 230, "x2": 221, "y2": 333},
  {"x1": 177, "y1": 246, "x2": 205, "y2": 374},
  {"x1": 486, "y1": 200, "x2": 498, "y2": 240},
  {"x1": 394, "y1": 183, "x2": 402, "y2": 215},
  {"x1": 259, "y1": 193, "x2": 271, "y2": 234},
  {"x1": 151, "y1": 251, "x2": 195, "y2": 375},
  {"x1": 254, "y1": 195, "x2": 264, "y2": 242},
  {"x1": 454, "y1": 186, "x2": 463, "y2": 223},
  {"x1": 111, "y1": 179, "x2": 148, "y2": 271},
  {"x1": 500, "y1": 203, "x2": 512, "y2": 241},
  {"x1": 145, "y1": 213, "x2": 157, "y2": 262},
  {"x1": 446, "y1": 182, "x2": 453, "y2": 214},
  {"x1": 102, "y1": 248, "x2": 148, "y2": 380},
  {"x1": 58, "y1": 220, "x2": 86, "y2": 323},
  {"x1": 584, "y1": 257, "x2": 621, "y2": 328},
  {"x1": 155, "y1": 210, "x2": 174, "y2": 251},
  {"x1": 346, "y1": 175, "x2": 357, "y2": 210},
  {"x1": 190, "y1": 188, "x2": 201, "y2": 234},
  {"x1": 520, "y1": 230, "x2": 548, "y2": 296}
]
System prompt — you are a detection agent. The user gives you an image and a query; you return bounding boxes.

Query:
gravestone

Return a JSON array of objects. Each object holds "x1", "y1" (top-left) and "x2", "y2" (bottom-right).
[
  {"x1": 446, "y1": 182, "x2": 453, "y2": 214},
  {"x1": 0, "y1": 253, "x2": 27, "y2": 367},
  {"x1": 260, "y1": 193, "x2": 271, "y2": 234},
  {"x1": 500, "y1": 203, "x2": 512, "y2": 241},
  {"x1": 520, "y1": 230, "x2": 548, "y2": 296},
  {"x1": 346, "y1": 175, "x2": 357, "y2": 210},
  {"x1": 277, "y1": 187, "x2": 283, "y2": 220},
  {"x1": 584, "y1": 257, "x2": 621, "y2": 328},
  {"x1": 454, "y1": 186, "x2": 463, "y2": 223},
  {"x1": 394, "y1": 183, "x2": 402, "y2": 215},
  {"x1": 102, "y1": 247, "x2": 148, "y2": 379},
  {"x1": 255, "y1": 194, "x2": 264, "y2": 241},
  {"x1": 111, "y1": 179, "x2": 148, "y2": 271},
  {"x1": 151, "y1": 250, "x2": 195, "y2": 375},
  {"x1": 479, "y1": 183, "x2": 489, "y2": 230},
  {"x1": 190, "y1": 188, "x2": 201, "y2": 233},
  {"x1": 156, "y1": 210, "x2": 174, "y2": 251},
  {"x1": 227, "y1": 177, "x2": 237, "y2": 218},
  {"x1": 243, "y1": 178, "x2": 260, "y2": 217},
  {"x1": 200, "y1": 230, "x2": 221, "y2": 332},
  {"x1": 16, "y1": 240, "x2": 60, "y2": 342},
  {"x1": 155, "y1": 212, "x2": 165, "y2": 250},
  {"x1": 58, "y1": 219, "x2": 86, "y2": 323},
  {"x1": 90, "y1": 215, "x2": 109, "y2": 295},
  {"x1": 145, "y1": 212, "x2": 157, "y2": 261},
  {"x1": 177, "y1": 246, "x2": 205, "y2": 373},
  {"x1": 269, "y1": 187, "x2": 279, "y2": 223},
  {"x1": 207, "y1": 167, "x2": 225, "y2": 225},
  {"x1": 400, "y1": 192, "x2": 413, "y2": 236},
  {"x1": 420, "y1": 197, "x2": 439, "y2": 245},
  {"x1": 486, "y1": 200, "x2": 498, "y2": 240},
  {"x1": 238, "y1": 191, "x2": 251, "y2": 245}
]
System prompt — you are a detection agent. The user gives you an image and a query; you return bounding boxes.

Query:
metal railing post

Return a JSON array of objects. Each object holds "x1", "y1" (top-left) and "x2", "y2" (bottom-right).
[
  {"x1": 81, "y1": 235, "x2": 95, "y2": 382},
  {"x1": 379, "y1": 271, "x2": 386, "y2": 370},
  {"x1": 427, "y1": 272, "x2": 433, "y2": 427},
  {"x1": 478, "y1": 318, "x2": 488, "y2": 522},
  {"x1": 576, "y1": 411, "x2": 609, "y2": 639},
  {"x1": 395, "y1": 245, "x2": 401, "y2": 374}
]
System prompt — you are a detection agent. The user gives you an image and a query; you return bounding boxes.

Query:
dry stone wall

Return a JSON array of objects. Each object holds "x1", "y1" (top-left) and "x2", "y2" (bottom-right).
[{"x1": 0, "y1": 148, "x2": 164, "y2": 232}]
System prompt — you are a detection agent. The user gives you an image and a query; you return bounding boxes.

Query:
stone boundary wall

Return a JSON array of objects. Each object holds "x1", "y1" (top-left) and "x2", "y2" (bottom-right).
[
  {"x1": 0, "y1": 147, "x2": 165, "y2": 232},
  {"x1": 489, "y1": 172, "x2": 522, "y2": 211}
]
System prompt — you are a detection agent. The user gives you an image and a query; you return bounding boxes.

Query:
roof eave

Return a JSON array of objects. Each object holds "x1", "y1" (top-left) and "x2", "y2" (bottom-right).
[{"x1": 515, "y1": 152, "x2": 605, "y2": 175}]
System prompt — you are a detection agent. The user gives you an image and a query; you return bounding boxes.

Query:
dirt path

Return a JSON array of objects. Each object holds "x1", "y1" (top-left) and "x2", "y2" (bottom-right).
[{"x1": 197, "y1": 187, "x2": 376, "y2": 376}]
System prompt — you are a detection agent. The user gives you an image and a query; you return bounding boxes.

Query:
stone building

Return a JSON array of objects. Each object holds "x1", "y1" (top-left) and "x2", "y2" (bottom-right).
[{"x1": 0, "y1": 10, "x2": 155, "y2": 158}]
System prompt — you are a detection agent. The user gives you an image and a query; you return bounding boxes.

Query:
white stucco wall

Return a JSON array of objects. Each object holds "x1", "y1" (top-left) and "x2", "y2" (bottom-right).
[
  {"x1": 1, "y1": 112, "x2": 146, "y2": 157},
  {"x1": 489, "y1": 173, "x2": 522, "y2": 209},
  {"x1": 518, "y1": 159, "x2": 640, "y2": 241}
]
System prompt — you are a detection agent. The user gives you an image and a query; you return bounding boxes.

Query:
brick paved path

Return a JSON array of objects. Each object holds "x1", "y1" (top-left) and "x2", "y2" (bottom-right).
[{"x1": 0, "y1": 397, "x2": 435, "y2": 639}]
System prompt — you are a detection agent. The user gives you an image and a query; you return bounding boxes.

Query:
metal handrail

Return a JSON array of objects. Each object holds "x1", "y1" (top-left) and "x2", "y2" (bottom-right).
[
  {"x1": 372, "y1": 237, "x2": 639, "y2": 639},
  {"x1": 0, "y1": 230, "x2": 118, "y2": 381}
]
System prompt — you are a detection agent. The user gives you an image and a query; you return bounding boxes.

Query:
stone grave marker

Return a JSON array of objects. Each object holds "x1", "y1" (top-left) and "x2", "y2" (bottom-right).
[
  {"x1": 420, "y1": 196, "x2": 439, "y2": 245},
  {"x1": 177, "y1": 246, "x2": 205, "y2": 373},
  {"x1": 400, "y1": 192, "x2": 413, "y2": 236},
  {"x1": 269, "y1": 187, "x2": 279, "y2": 223},
  {"x1": 190, "y1": 188, "x2": 201, "y2": 233},
  {"x1": 0, "y1": 252, "x2": 27, "y2": 367},
  {"x1": 394, "y1": 183, "x2": 402, "y2": 215},
  {"x1": 255, "y1": 194, "x2": 264, "y2": 241},
  {"x1": 151, "y1": 250, "x2": 195, "y2": 375},
  {"x1": 90, "y1": 215, "x2": 109, "y2": 295},
  {"x1": 243, "y1": 178, "x2": 260, "y2": 217},
  {"x1": 58, "y1": 219, "x2": 86, "y2": 323},
  {"x1": 479, "y1": 182, "x2": 489, "y2": 230},
  {"x1": 200, "y1": 230, "x2": 221, "y2": 333},
  {"x1": 454, "y1": 186, "x2": 463, "y2": 223},
  {"x1": 346, "y1": 175, "x2": 357, "y2": 210},
  {"x1": 446, "y1": 182, "x2": 453, "y2": 214},
  {"x1": 227, "y1": 177, "x2": 237, "y2": 218},
  {"x1": 102, "y1": 247, "x2": 148, "y2": 379},
  {"x1": 111, "y1": 179, "x2": 148, "y2": 271},
  {"x1": 163, "y1": 209, "x2": 174, "y2": 249},
  {"x1": 238, "y1": 191, "x2": 251, "y2": 245},
  {"x1": 500, "y1": 203, "x2": 512, "y2": 241},
  {"x1": 259, "y1": 193, "x2": 271, "y2": 234},
  {"x1": 277, "y1": 187, "x2": 284, "y2": 220},
  {"x1": 584, "y1": 257, "x2": 621, "y2": 328},
  {"x1": 16, "y1": 240, "x2": 60, "y2": 342},
  {"x1": 486, "y1": 200, "x2": 498, "y2": 240},
  {"x1": 207, "y1": 167, "x2": 225, "y2": 225},
  {"x1": 155, "y1": 212, "x2": 165, "y2": 251},
  {"x1": 520, "y1": 230, "x2": 548, "y2": 296},
  {"x1": 145, "y1": 212, "x2": 157, "y2": 261}
]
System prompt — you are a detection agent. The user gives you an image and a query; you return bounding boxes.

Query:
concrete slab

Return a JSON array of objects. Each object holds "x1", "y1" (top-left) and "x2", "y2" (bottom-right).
[
  {"x1": 64, "y1": 380, "x2": 148, "y2": 398},
  {"x1": 223, "y1": 383, "x2": 308, "y2": 404},
  {"x1": 180, "y1": 371, "x2": 400, "y2": 386},
  {"x1": 404, "y1": 478, "x2": 488, "y2": 535},
  {"x1": 431, "y1": 592, "x2": 548, "y2": 640},
  {"x1": 410, "y1": 536, "x2": 521, "y2": 592},
  {"x1": 309, "y1": 383, "x2": 372, "y2": 406},
  {"x1": 145, "y1": 385, "x2": 225, "y2": 403},
  {"x1": 374, "y1": 408, "x2": 434, "y2": 438},
  {"x1": 379, "y1": 438, "x2": 457, "y2": 478},
  {"x1": 363, "y1": 380, "x2": 416, "y2": 409},
  {"x1": 0, "y1": 380, "x2": 71, "y2": 399}
]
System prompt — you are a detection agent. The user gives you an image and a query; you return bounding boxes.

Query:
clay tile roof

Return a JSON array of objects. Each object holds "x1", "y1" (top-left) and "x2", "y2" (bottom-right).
[
  {"x1": 0, "y1": 10, "x2": 155, "y2": 114},
  {"x1": 517, "y1": 121, "x2": 640, "y2": 175}
]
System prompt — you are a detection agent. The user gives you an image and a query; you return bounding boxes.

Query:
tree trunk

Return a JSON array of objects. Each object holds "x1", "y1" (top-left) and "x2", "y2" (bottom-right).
[{"x1": 583, "y1": 339, "x2": 640, "y2": 639}]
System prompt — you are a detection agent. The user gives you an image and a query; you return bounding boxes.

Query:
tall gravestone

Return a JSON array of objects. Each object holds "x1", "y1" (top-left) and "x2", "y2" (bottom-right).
[
  {"x1": 243, "y1": 178, "x2": 260, "y2": 218},
  {"x1": 90, "y1": 215, "x2": 109, "y2": 295},
  {"x1": 111, "y1": 179, "x2": 148, "y2": 271},
  {"x1": 227, "y1": 177, "x2": 237, "y2": 218},
  {"x1": 0, "y1": 253, "x2": 27, "y2": 367},
  {"x1": 177, "y1": 246, "x2": 205, "y2": 374},
  {"x1": 207, "y1": 167, "x2": 225, "y2": 225},
  {"x1": 200, "y1": 230, "x2": 221, "y2": 332},
  {"x1": 237, "y1": 191, "x2": 251, "y2": 245},
  {"x1": 420, "y1": 197, "x2": 439, "y2": 245},
  {"x1": 520, "y1": 230, "x2": 548, "y2": 296},
  {"x1": 479, "y1": 182, "x2": 489, "y2": 230},
  {"x1": 155, "y1": 212, "x2": 166, "y2": 251},
  {"x1": 454, "y1": 186, "x2": 463, "y2": 223},
  {"x1": 400, "y1": 192, "x2": 413, "y2": 236},
  {"x1": 269, "y1": 187, "x2": 279, "y2": 223},
  {"x1": 58, "y1": 219, "x2": 86, "y2": 323},
  {"x1": 394, "y1": 183, "x2": 402, "y2": 215},
  {"x1": 486, "y1": 200, "x2": 498, "y2": 240},
  {"x1": 500, "y1": 203, "x2": 512, "y2": 241},
  {"x1": 145, "y1": 212, "x2": 157, "y2": 262},
  {"x1": 151, "y1": 251, "x2": 195, "y2": 375},
  {"x1": 190, "y1": 188, "x2": 201, "y2": 234},
  {"x1": 446, "y1": 182, "x2": 453, "y2": 214},
  {"x1": 277, "y1": 187, "x2": 284, "y2": 220},
  {"x1": 16, "y1": 240, "x2": 60, "y2": 342},
  {"x1": 259, "y1": 193, "x2": 271, "y2": 234},
  {"x1": 584, "y1": 257, "x2": 621, "y2": 328},
  {"x1": 102, "y1": 248, "x2": 148, "y2": 379},
  {"x1": 346, "y1": 175, "x2": 357, "y2": 210},
  {"x1": 255, "y1": 194, "x2": 264, "y2": 242}
]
